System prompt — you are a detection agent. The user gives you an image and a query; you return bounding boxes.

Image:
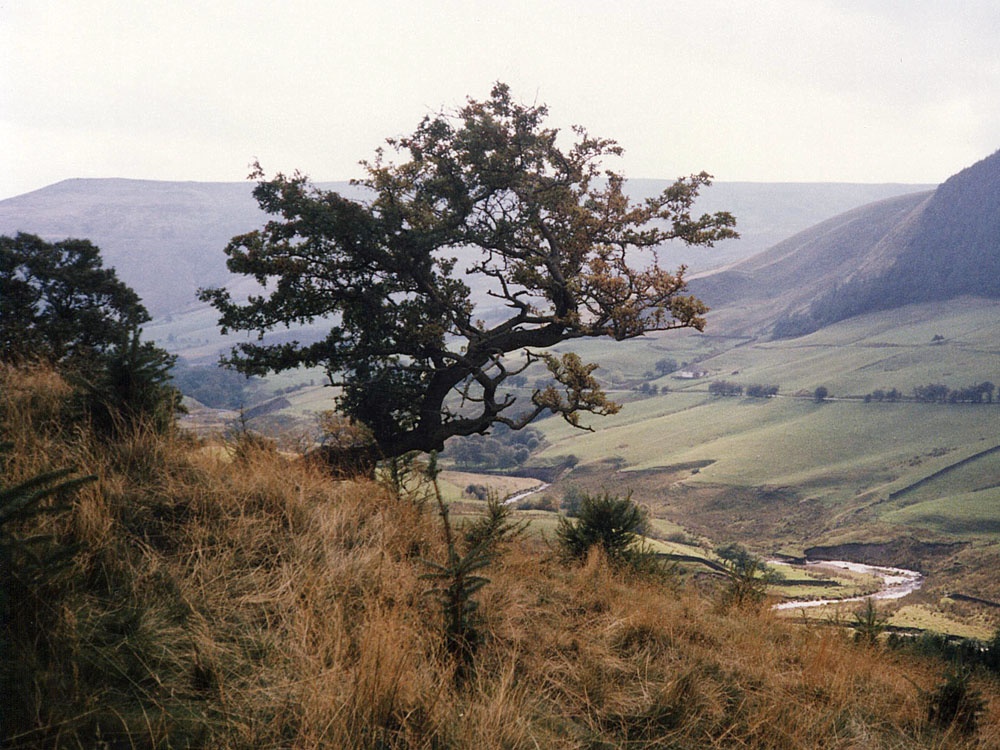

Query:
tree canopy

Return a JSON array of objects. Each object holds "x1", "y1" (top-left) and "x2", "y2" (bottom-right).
[
  {"x1": 200, "y1": 83, "x2": 737, "y2": 459},
  {"x1": 0, "y1": 232, "x2": 181, "y2": 435},
  {"x1": 1, "y1": 233, "x2": 148, "y2": 367}
]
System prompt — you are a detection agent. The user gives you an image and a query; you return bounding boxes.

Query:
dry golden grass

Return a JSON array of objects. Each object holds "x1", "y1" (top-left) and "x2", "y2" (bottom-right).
[{"x1": 2, "y1": 363, "x2": 999, "y2": 748}]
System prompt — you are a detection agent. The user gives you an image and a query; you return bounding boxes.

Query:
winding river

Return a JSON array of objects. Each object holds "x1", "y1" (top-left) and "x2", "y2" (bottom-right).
[{"x1": 772, "y1": 560, "x2": 924, "y2": 611}]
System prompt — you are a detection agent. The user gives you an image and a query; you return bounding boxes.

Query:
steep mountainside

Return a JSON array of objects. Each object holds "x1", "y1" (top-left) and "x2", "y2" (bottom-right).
[
  {"x1": 694, "y1": 150, "x2": 1000, "y2": 337},
  {"x1": 889, "y1": 148, "x2": 1000, "y2": 300},
  {"x1": 0, "y1": 178, "x2": 931, "y2": 318}
]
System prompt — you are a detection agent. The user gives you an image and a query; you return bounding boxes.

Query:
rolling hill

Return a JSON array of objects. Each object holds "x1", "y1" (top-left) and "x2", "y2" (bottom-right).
[
  {"x1": 0, "y1": 177, "x2": 931, "y2": 323},
  {"x1": 2, "y1": 164, "x2": 999, "y2": 637},
  {"x1": 500, "y1": 150, "x2": 1000, "y2": 617}
]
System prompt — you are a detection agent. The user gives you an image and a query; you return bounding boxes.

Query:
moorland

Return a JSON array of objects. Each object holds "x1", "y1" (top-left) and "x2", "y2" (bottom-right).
[{"x1": 2, "y1": 144, "x2": 999, "y2": 746}]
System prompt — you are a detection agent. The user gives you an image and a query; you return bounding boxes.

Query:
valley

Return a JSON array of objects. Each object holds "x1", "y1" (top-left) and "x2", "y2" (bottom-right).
[
  {"x1": 428, "y1": 297, "x2": 1000, "y2": 636},
  {"x1": 200, "y1": 292, "x2": 1000, "y2": 636},
  {"x1": 3, "y1": 168, "x2": 998, "y2": 639}
]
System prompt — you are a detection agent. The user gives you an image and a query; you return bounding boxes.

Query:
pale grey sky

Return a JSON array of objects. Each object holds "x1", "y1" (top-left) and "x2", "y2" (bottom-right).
[{"x1": 2, "y1": 0, "x2": 998, "y2": 200}]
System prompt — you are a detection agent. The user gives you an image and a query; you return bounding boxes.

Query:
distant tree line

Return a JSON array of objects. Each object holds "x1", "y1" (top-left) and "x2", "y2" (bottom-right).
[
  {"x1": 709, "y1": 380, "x2": 743, "y2": 397},
  {"x1": 863, "y1": 388, "x2": 903, "y2": 403},
  {"x1": 444, "y1": 424, "x2": 545, "y2": 470},
  {"x1": 864, "y1": 382, "x2": 995, "y2": 404},
  {"x1": 704, "y1": 379, "x2": 995, "y2": 405},
  {"x1": 913, "y1": 381, "x2": 995, "y2": 404},
  {"x1": 708, "y1": 381, "x2": 780, "y2": 398}
]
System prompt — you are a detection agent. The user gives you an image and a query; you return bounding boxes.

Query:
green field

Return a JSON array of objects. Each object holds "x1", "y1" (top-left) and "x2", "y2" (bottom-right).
[
  {"x1": 490, "y1": 298, "x2": 1000, "y2": 624},
  {"x1": 178, "y1": 296, "x2": 1000, "y2": 631},
  {"x1": 532, "y1": 298, "x2": 998, "y2": 493}
]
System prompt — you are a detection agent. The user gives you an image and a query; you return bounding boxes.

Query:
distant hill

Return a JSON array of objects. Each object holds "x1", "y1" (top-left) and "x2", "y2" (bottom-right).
[
  {"x1": 0, "y1": 177, "x2": 931, "y2": 320},
  {"x1": 695, "y1": 150, "x2": 1000, "y2": 337},
  {"x1": 0, "y1": 179, "x2": 268, "y2": 315}
]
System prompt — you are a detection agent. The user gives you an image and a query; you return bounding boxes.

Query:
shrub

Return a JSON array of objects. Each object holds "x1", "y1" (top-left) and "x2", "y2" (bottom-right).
[
  {"x1": 715, "y1": 543, "x2": 781, "y2": 610},
  {"x1": 80, "y1": 327, "x2": 183, "y2": 437},
  {"x1": 465, "y1": 483, "x2": 489, "y2": 501},
  {"x1": 556, "y1": 492, "x2": 650, "y2": 568},
  {"x1": 852, "y1": 597, "x2": 888, "y2": 646},
  {"x1": 515, "y1": 493, "x2": 558, "y2": 512},
  {"x1": 423, "y1": 458, "x2": 522, "y2": 681},
  {"x1": 926, "y1": 666, "x2": 985, "y2": 735},
  {"x1": 560, "y1": 486, "x2": 587, "y2": 517},
  {"x1": 1, "y1": 445, "x2": 95, "y2": 735}
]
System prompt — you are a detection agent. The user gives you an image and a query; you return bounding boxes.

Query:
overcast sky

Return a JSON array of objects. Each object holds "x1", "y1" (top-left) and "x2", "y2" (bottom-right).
[{"x1": 2, "y1": 0, "x2": 998, "y2": 200}]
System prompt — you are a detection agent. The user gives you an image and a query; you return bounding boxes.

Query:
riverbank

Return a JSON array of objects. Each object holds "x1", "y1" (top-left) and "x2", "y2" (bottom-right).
[{"x1": 772, "y1": 560, "x2": 923, "y2": 611}]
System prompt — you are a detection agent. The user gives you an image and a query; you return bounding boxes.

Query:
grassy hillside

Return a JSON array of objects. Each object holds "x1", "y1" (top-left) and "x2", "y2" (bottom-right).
[
  {"x1": 689, "y1": 190, "x2": 935, "y2": 336},
  {"x1": 497, "y1": 298, "x2": 1000, "y2": 607},
  {"x1": 3, "y1": 363, "x2": 999, "y2": 748},
  {"x1": 697, "y1": 150, "x2": 1000, "y2": 340}
]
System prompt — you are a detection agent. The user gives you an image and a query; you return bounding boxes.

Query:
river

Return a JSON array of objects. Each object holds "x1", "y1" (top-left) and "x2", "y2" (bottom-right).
[
  {"x1": 772, "y1": 560, "x2": 924, "y2": 611},
  {"x1": 503, "y1": 482, "x2": 550, "y2": 505}
]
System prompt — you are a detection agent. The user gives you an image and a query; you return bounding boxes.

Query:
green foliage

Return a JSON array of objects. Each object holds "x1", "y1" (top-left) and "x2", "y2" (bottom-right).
[
  {"x1": 462, "y1": 495, "x2": 527, "y2": 556},
  {"x1": 889, "y1": 628, "x2": 1000, "y2": 674},
  {"x1": 745, "y1": 383, "x2": 779, "y2": 398},
  {"x1": 0, "y1": 233, "x2": 182, "y2": 436},
  {"x1": 200, "y1": 83, "x2": 736, "y2": 459},
  {"x1": 1, "y1": 444, "x2": 94, "y2": 715},
  {"x1": 925, "y1": 666, "x2": 985, "y2": 736},
  {"x1": 813, "y1": 385, "x2": 829, "y2": 402},
  {"x1": 634, "y1": 381, "x2": 659, "y2": 396},
  {"x1": 715, "y1": 543, "x2": 781, "y2": 610},
  {"x1": 445, "y1": 424, "x2": 543, "y2": 470},
  {"x1": 0, "y1": 233, "x2": 147, "y2": 366},
  {"x1": 913, "y1": 381, "x2": 995, "y2": 404},
  {"x1": 654, "y1": 357, "x2": 679, "y2": 375},
  {"x1": 556, "y1": 492, "x2": 651, "y2": 569},
  {"x1": 0, "y1": 448, "x2": 93, "y2": 590},
  {"x1": 852, "y1": 597, "x2": 888, "y2": 646},
  {"x1": 80, "y1": 327, "x2": 184, "y2": 437},
  {"x1": 864, "y1": 387, "x2": 902, "y2": 403},
  {"x1": 172, "y1": 359, "x2": 259, "y2": 409},
  {"x1": 560, "y1": 486, "x2": 587, "y2": 517},
  {"x1": 514, "y1": 491, "x2": 558, "y2": 512},
  {"x1": 421, "y1": 457, "x2": 522, "y2": 679},
  {"x1": 709, "y1": 380, "x2": 743, "y2": 397}
]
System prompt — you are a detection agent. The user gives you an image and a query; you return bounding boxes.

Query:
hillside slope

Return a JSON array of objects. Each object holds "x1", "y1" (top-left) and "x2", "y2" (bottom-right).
[
  {"x1": 691, "y1": 191, "x2": 933, "y2": 334},
  {"x1": 0, "y1": 179, "x2": 268, "y2": 314},
  {"x1": 4, "y1": 363, "x2": 998, "y2": 748},
  {"x1": 0, "y1": 178, "x2": 931, "y2": 319},
  {"x1": 694, "y1": 149, "x2": 1000, "y2": 338}
]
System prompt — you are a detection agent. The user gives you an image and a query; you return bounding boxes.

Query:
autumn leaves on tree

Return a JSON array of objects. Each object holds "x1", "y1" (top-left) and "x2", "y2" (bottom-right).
[{"x1": 201, "y1": 83, "x2": 737, "y2": 460}]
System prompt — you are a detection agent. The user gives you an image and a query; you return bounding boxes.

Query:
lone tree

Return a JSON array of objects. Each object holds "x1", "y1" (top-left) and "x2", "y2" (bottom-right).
[
  {"x1": 0, "y1": 232, "x2": 181, "y2": 435},
  {"x1": 200, "y1": 84, "x2": 737, "y2": 460},
  {"x1": 1, "y1": 233, "x2": 148, "y2": 367}
]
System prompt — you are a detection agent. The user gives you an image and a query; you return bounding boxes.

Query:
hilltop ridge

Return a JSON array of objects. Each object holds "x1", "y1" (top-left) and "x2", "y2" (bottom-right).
[
  {"x1": 0, "y1": 178, "x2": 931, "y2": 319},
  {"x1": 694, "y1": 150, "x2": 1000, "y2": 338}
]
